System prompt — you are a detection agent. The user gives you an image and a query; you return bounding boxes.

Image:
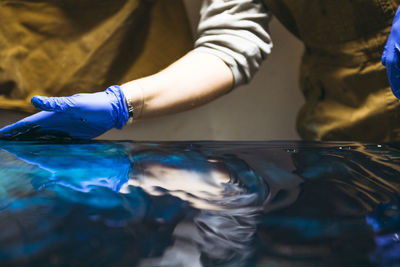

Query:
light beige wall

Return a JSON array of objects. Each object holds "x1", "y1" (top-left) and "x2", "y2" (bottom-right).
[
  {"x1": 0, "y1": 1, "x2": 305, "y2": 141},
  {"x1": 102, "y1": 1, "x2": 305, "y2": 140}
]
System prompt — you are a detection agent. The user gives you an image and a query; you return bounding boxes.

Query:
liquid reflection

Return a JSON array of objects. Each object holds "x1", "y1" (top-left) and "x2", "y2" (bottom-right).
[
  {"x1": 257, "y1": 143, "x2": 400, "y2": 266},
  {"x1": 0, "y1": 141, "x2": 399, "y2": 266},
  {"x1": 367, "y1": 195, "x2": 400, "y2": 266},
  {"x1": 0, "y1": 141, "x2": 268, "y2": 266}
]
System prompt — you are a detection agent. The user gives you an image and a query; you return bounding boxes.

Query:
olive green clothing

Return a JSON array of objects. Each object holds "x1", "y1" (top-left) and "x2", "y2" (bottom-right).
[
  {"x1": 0, "y1": 0, "x2": 193, "y2": 113},
  {"x1": 263, "y1": 0, "x2": 400, "y2": 141},
  {"x1": 197, "y1": 0, "x2": 400, "y2": 141}
]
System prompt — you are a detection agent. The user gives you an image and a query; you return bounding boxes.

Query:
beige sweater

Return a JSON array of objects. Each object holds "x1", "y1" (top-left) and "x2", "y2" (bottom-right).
[{"x1": 194, "y1": 0, "x2": 273, "y2": 86}]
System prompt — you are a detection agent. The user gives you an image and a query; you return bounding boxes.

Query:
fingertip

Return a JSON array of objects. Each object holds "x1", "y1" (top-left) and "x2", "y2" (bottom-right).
[
  {"x1": 0, "y1": 123, "x2": 17, "y2": 138},
  {"x1": 31, "y1": 95, "x2": 52, "y2": 111},
  {"x1": 31, "y1": 95, "x2": 43, "y2": 105}
]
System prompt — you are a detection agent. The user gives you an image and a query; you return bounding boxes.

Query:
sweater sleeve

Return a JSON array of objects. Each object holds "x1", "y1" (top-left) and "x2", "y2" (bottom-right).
[{"x1": 194, "y1": 0, "x2": 273, "y2": 86}]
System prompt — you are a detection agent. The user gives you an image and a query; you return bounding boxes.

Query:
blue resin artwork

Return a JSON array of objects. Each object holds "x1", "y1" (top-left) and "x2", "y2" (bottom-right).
[{"x1": 0, "y1": 140, "x2": 399, "y2": 266}]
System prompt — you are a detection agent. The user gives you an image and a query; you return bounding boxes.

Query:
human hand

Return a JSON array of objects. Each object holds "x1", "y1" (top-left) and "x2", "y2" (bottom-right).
[
  {"x1": 382, "y1": 7, "x2": 400, "y2": 98},
  {"x1": 0, "y1": 85, "x2": 129, "y2": 140}
]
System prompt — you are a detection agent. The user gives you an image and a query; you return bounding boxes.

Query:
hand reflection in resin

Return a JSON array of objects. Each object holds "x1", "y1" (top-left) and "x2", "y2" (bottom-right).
[
  {"x1": 0, "y1": 142, "x2": 131, "y2": 208},
  {"x1": 0, "y1": 141, "x2": 268, "y2": 266}
]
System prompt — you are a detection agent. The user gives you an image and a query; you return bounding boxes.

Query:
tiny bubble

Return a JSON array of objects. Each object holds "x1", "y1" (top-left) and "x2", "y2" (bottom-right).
[
  {"x1": 156, "y1": 218, "x2": 165, "y2": 223},
  {"x1": 393, "y1": 233, "x2": 400, "y2": 242}
]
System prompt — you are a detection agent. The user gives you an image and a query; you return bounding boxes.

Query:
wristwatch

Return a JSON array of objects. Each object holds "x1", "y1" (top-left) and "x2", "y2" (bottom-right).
[
  {"x1": 121, "y1": 82, "x2": 144, "y2": 124},
  {"x1": 124, "y1": 94, "x2": 135, "y2": 124}
]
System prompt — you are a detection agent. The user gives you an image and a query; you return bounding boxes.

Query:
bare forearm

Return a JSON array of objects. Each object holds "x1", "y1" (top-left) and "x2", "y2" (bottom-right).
[{"x1": 120, "y1": 51, "x2": 234, "y2": 120}]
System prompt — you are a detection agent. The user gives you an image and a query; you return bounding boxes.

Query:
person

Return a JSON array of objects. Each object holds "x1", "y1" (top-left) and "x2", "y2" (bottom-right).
[{"x1": 1, "y1": 0, "x2": 400, "y2": 141}]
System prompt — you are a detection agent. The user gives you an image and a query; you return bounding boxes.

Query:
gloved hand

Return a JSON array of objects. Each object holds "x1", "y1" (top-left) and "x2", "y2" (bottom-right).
[
  {"x1": 382, "y1": 6, "x2": 400, "y2": 98},
  {"x1": 0, "y1": 85, "x2": 129, "y2": 140}
]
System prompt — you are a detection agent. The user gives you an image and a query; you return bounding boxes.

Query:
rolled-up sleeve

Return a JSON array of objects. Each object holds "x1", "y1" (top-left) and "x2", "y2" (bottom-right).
[{"x1": 194, "y1": 0, "x2": 273, "y2": 86}]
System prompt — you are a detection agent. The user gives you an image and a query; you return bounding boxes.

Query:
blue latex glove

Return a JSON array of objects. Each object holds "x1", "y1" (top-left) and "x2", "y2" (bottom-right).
[
  {"x1": 382, "y1": 7, "x2": 400, "y2": 98},
  {"x1": 0, "y1": 85, "x2": 129, "y2": 140}
]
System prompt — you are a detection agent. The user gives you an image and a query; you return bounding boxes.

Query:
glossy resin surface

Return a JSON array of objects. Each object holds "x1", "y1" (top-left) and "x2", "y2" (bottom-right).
[{"x1": 0, "y1": 141, "x2": 399, "y2": 266}]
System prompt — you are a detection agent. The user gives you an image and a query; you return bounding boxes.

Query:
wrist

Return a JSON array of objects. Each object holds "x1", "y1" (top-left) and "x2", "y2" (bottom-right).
[
  {"x1": 120, "y1": 81, "x2": 145, "y2": 123},
  {"x1": 124, "y1": 91, "x2": 135, "y2": 124}
]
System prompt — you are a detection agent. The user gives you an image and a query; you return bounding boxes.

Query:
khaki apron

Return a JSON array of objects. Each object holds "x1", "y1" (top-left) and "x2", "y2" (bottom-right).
[
  {"x1": 264, "y1": 0, "x2": 400, "y2": 142},
  {"x1": 0, "y1": 0, "x2": 193, "y2": 113}
]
